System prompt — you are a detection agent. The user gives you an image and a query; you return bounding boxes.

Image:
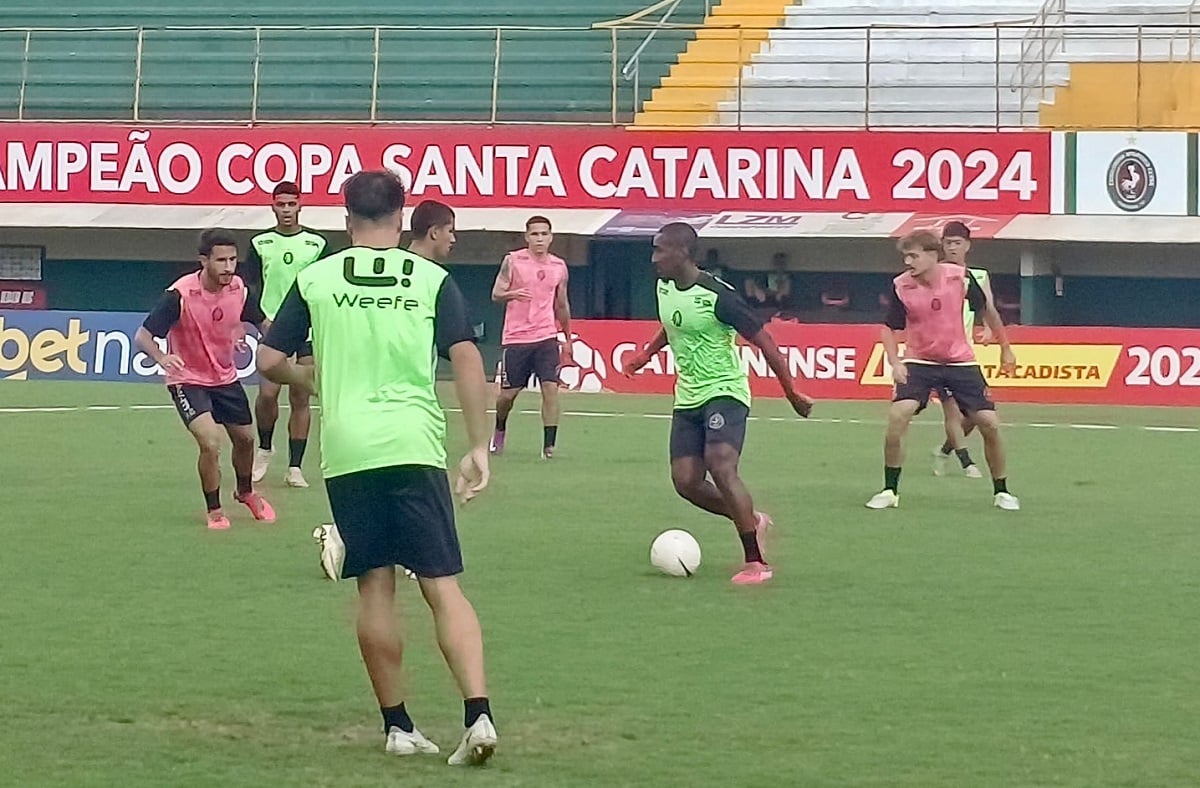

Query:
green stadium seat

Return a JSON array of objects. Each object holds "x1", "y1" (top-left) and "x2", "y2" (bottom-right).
[{"x1": 1, "y1": 1, "x2": 703, "y2": 121}]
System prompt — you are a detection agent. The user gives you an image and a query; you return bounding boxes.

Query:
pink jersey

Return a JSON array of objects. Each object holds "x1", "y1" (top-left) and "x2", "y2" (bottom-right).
[
  {"x1": 892, "y1": 264, "x2": 976, "y2": 365},
  {"x1": 165, "y1": 272, "x2": 248, "y2": 386},
  {"x1": 501, "y1": 248, "x2": 567, "y2": 345}
]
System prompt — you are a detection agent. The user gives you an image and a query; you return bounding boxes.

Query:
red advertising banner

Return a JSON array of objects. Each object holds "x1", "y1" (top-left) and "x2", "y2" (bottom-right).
[
  {"x1": 0, "y1": 125, "x2": 1051, "y2": 213},
  {"x1": 559, "y1": 321, "x2": 1200, "y2": 408},
  {"x1": 0, "y1": 283, "x2": 46, "y2": 310}
]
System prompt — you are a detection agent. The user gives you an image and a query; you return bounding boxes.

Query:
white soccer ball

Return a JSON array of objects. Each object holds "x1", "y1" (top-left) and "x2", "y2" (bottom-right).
[
  {"x1": 557, "y1": 338, "x2": 607, "y2": 393},
  {"x1": 650, "y1": 529, "x2": 702, "y2": 577}
]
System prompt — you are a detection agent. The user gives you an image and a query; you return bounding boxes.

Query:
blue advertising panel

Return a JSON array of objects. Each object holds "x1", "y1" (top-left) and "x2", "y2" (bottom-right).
[{"x1": 0, "y1": 310, "x2": 261, "y2": 383}]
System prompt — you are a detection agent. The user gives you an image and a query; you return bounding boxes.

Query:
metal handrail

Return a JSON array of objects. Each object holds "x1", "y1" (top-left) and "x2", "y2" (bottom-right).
[
  {"x1": 613, "y1": 0, "x2": 689, "y2": 118},
  {"x1": 1010, "y1": 0, "x2": 1066, "y2": 124},
  {"x1": 6, "y1": 21, "x2": 1200, "y2": 129}
]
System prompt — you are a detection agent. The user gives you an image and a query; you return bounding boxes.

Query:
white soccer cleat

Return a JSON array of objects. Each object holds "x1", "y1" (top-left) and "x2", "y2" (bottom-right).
[
  {"x1": 312, "y1": 523, "x2": 345, "y2": 581},
  {"x1": 865, "y1": 490, "x2": 900, "y2": 510},
  {"x1": 994, "y1": 492, "x2": 1021, "y2": 511},
  {"x1": 252, "y1": 448, "x2": 273, "y2": 483},
  {"x1": 285, "y1": 467, "x2": 309, "y2": 488},
  {"x1": 964, "y1": 464, "x2": 984, "y2": 479},
  {"x1": 447, "y1": 715, "x2": 497, "y2": 767},
  {"x1": 932, "y1": 447, "x2": 950, "y2": 477},
  {"x1": 385, "y1": 726, "x2": 440, "y2": 756}
]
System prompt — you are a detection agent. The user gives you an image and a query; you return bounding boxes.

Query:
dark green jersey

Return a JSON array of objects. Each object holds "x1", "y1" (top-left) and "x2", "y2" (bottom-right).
[
  {"x1": 264, "y1": 247, "x2": 476, "y2": 478},
  {"x1": 245, "y1": 229, "x2": 328, "y2": 320},
  {"x1": 656, "y1": 272, "x2": 764, "y2": 409}
]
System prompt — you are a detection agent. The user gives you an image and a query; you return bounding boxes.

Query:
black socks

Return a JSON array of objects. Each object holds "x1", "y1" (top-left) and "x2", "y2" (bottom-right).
[
  {"x1": 288, "y1": 438, "x2": 307, "y2": 468},
  {"x1": 381, "y1": 703, "x2": 414, "y2": 734},
  {"x1": 464, "y1": 697, "x2": 492, "y2": 728},
  {"x1": 884, "y1": 466, "x2": 902, "y2": 493}
]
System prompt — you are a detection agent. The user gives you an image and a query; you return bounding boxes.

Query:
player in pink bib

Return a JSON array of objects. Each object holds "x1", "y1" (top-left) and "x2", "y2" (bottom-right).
[
  {"x1": 135, "y1": 229, "x2": 276, "y2": 530},
  {"x1": 866, "y1": 230, "x2": 1021, "y2": 512},
  {"x1": 490, "y1": 216, "x2": 572, "y2": 459}
]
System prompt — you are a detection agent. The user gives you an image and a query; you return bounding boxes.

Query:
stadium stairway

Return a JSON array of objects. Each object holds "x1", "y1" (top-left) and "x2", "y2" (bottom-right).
[
  {"x1": 633, "y1": 0, "x2": 1200, "y2": 129},
  {"x1": 634, "y1": 0, "x2": 798, "y2": 127}
]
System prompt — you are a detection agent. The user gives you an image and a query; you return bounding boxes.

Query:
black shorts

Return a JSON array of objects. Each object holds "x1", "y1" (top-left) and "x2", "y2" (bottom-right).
[
  {"x1": 324, "y1": 465, "x2": 463, "y2": 579},
  {"x1": 669, "y1": 397, "x2": 750, "y2": 460},
  {"x1": 895, "y1": 364, "x2": 994, "y2": 416},
  {"x1": 168, "y1": 382, "x2": 253, "y2": 427},
  {"x1": 501, "y1": 338, "x2": 560, "y2": 389},
  {"x1": 298, "y1": 340, "x2": 313, "y2": 359}
]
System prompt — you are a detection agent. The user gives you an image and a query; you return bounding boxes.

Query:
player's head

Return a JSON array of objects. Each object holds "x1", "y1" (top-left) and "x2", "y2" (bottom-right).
[
  {"x1": 897, "y1": 230, "x2": 942, "y2": 278},
  {"x1": 652, "y1": 222, "x2": 699, "y2": 279},
  {"x1": 198, "y1": 228, "x2": 239, "y2": 287},
  {"x1": 343, "y1": 169, "x2": 406, "y2": 244},
  {"x1": 525, "y1": 215, "x2": 553, "y2": 256},
  {"x1": 410, "y1": 200, "x2": 457, "y2": 262},
  {"x1": 271, "y1": 181, "x2": 301, "y2": 230},
  {"x1": 941, "y1": 221, "x2": 972, "y2": 265}
]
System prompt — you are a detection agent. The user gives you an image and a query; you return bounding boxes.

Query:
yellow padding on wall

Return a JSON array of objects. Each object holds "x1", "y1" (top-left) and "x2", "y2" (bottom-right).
[{"x1": 1041, "y1": 62, "x2": 1200, "y2": 129}]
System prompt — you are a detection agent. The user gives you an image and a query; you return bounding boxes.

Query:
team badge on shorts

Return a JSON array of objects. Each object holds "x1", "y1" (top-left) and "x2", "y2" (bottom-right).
[{"x1": 708, "y1": 412, "x2": 726, "y2": 430}]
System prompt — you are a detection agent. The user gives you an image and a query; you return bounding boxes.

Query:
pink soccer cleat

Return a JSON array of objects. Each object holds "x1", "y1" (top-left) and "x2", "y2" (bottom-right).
[
  {"x1": 732, "y1": 561, "x2": 774, "y2": 585},
  {"x1": 489, "y1": 431, "x2": 506, "y2": 455},
  {"x1": 236, "y1": 491, "x2": 276, "y2": 523},
  {"x1": 206, "y1": 511, "x2": 231, "y2": 531}
]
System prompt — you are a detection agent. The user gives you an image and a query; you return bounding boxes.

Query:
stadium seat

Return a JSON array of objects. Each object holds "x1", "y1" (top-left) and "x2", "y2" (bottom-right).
[{"x1": 0, "y1": 1, "x2": 703, "y2": 121}]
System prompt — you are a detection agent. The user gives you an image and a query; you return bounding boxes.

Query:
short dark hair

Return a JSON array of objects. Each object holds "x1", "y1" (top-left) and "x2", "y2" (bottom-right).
[
  {"x1": 660, "y1": 222, "x2": 699, "y2": 259},
  {"x1": 411, "y1": 200, "x2": 456, "y2": 239},
  {"x1": 897, "y1": 230, "x2": 943, "y2": 253},
  {"x1": 526, "y1": 215, "x2": 552, "y2": 232},
  {"x1": 942, "y1": 221, "x2": 971, "y2": 240},
  {"x1": 344, "y1": 170, "x2": 406, "y2": 222},
  {"x1": 272, "y1": 181, "x2": 300, "y2": 198},
  {"x1": 198, "y1": 228, "x2": 238, "y2": 257}
]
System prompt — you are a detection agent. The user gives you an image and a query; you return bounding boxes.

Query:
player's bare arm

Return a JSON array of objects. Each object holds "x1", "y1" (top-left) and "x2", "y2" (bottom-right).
[
  {"x1": 133, "y1": 326, "x2": 185, "y2": 375},
  {"x1": 623, "y1": 328, "x2": 668, "y2": 376},
  {"x1": 980, "y1": 300, "x2": 1017, "y2": 374},
  {"x1": 257, "y1": 346, "x2": 315, "y2": 396},
  {"x1": 554, "y1": 268, "x2": 572, "y2": 363},
  {"x1": 881, "y1": 326, "x2": 907, "y2": 385},
  {"x1": 748, "y1": 328, "x2": 813, "y2": 418},
  {"x1": 448, "y1": 341, "x2": 491, "y2": 503},
  {"x1": 491, "y1": 255, "x2": 531, "y2": 303}
]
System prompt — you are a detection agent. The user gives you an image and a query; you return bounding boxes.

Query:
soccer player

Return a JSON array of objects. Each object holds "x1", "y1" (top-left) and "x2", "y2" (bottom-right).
[
  {"x1": 623, "y1": 223, "x2": 814, "y2": 585},
  {"x1": 931, "y1": 220, "x2": 994, "y2": 479},
  {"x1": 134, "y1": 229, "x2": 276, "y2": 530},
  {"x1": 256, "y1": 172, "x2": 497, "y2": 766},
  {"x1": 489, "y1": 215, "x2": 571, "y2": 459},
  {"x1": 865, "y1": 230, "x2": 1020, "y2": 512},
  {"x1": 407, "y1": 199, "x2": 457, "y2": 263},
  {"x1": 242, "y1": 181, "x2": 328, "y2": 487}
]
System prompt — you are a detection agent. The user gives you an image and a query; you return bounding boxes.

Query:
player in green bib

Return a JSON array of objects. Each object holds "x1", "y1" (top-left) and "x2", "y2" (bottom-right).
[
  {"x1": 933, "y1": 221, "x2": 996, "y2": 479},
  {"x1": 257, "y1": 173, "x2": 497, "y2": 766},
  {"x1": 625, "y1": 223, "x2": 814, "y2": 586},
  {"x1": 242, "y1": 181, "x2": 328, "y2": 488}
]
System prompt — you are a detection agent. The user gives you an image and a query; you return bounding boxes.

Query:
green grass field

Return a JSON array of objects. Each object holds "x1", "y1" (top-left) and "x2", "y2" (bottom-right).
[{"x1": 2, "y1": 380, "x2": 1198, "y2": 787}]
